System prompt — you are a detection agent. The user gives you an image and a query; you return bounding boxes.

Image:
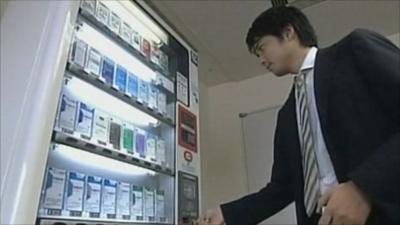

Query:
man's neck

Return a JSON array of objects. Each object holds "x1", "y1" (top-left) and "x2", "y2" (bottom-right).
[{"x1": 290, "y1": 47, "x2": 312, "y2": 74}]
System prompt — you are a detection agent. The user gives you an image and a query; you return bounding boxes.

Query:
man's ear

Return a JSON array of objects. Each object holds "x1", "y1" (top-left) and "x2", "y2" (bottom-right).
[{"x1": 282, "y1": 25, "x2": 295, "y2": 41}]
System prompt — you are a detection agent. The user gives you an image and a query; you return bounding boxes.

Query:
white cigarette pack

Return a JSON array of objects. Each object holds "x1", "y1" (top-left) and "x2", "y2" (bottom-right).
[
  {"x1": 92, "y1": 109, "x2": 109, "y2": 146},
  {"x1": 157, "y1": 91, "x2": 167, "y2": 115},
  {"x1": 84, "y1": 175, "x2": 102, "y2": 214},
  {"x1": 96, "y1": 1, "x2": 110, "y2": 26},
  {"x1": 126, "y1": 72, "x2": 139, "y2": 99},
  {"x1": 108, "y1": 12, "x2": 121, "y2": 34},
  {"x1": 138, "y1": 79, "x2": 148, "y2": 104},
  {"x1": 120, "y1": 22, "x2": 132, "y2": 44},
  {"x1": 117, "y1": 182, "x2": 131, "y2": 218},
  {"x1": 156, "y1": 138, "x2": 166, "y2": 165},
  {"x1": 65, "y1": 171, "x2": 86, "y2": 212},
  {"x1": 146, "y1": 134, "x2": 156, "y2": 162},
  {"x1": 144, "y1": 187, "x2": 155, "y2": 219},
  {"x1": 85, "y1": 47, "x2": 102, "y2": 77},
  {"x1": 57, "y1": 88, "x2": 78, "y2": 133},
  {"x1": 102, "y1": 179, "x2": 117, "y2": 216},
  {"x1": 130, "y1": 30, "x2": 141, "y2": 52},
  {"x1": 156, "y1": 190, "x2": 165, "y2": 220},
  {"x1": 148, "y1": 85, "x2": 158, "y2": 110},
  {"x1": 69, "y1": 37, "x2": 88, "y2": 68},
  {"x1": 131, "y1": 185, "x2": 143, "y2": 220},
  {"x1": 75, "y1": 102, "x2": 94, "y2": 139},
  {"x1": 80, "y1": 0, "x2": 96, "y2": 15},
  {"x1": 43, "y1": 167, "x2": 66, "y2": 210}
]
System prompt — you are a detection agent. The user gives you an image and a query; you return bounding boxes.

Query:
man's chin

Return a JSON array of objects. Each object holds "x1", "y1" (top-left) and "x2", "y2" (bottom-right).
[{"x1": 272, "y1": 71, "x2": 290, "y2": 77}]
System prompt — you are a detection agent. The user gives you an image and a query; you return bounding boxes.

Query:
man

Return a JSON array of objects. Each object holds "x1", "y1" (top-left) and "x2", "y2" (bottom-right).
[{"x1": 198, "y1": 6, "x2": 399, "y2": 225}]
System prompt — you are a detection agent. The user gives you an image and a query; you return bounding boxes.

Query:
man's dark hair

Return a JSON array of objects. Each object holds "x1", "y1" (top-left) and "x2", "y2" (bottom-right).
[{"x1": 246, "y1": 6, "x2": 318, "y2": 54}]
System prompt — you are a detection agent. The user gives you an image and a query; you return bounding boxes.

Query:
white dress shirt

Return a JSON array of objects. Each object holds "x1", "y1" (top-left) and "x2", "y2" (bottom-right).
[{"x1": 294, "y1": 47, "x2": 338, "y2": 196}]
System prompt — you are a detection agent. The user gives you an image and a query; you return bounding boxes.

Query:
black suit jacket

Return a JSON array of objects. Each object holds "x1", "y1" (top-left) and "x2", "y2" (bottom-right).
[{"x1": 220, "y1": 29, "x2": 400, "y2": 225}]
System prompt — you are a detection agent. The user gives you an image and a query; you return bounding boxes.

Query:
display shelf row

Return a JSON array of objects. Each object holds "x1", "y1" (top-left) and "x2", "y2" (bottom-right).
[
  {"x1": 69, "y1": 31, "x2": 175, "y2": 97},
  {"x1": 55, "y1": 82, "x2": 174, "y2": 173},
  {"x1": 78, "y1": 3, "x2": 175, "y2": 82},
  {"x1": 53, "y1": 130, "x2": 174, "y2": 176},
  {"x1": 67, "y1": 63, "x2": 174, "y2": 127},
  {"x1": 37, "y1": 217, "x2": 173, "y2": 225},
  {"x1": 38, "y1": 166, "x2": 168, "y2": 224}
]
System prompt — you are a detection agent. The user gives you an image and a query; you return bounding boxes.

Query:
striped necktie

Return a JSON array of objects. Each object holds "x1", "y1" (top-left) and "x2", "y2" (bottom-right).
[{"x1": 295, "y1": 73, "x2": 320, "y2": 217}]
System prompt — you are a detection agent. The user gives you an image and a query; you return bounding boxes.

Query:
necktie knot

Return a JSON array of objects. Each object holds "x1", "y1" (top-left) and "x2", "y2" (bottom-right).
[{"x1": 295, "y1": 73, "x2": 305, "y2": 89}]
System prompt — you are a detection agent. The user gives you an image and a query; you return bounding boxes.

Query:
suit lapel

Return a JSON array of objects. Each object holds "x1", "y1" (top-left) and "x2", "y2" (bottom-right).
[
  {"x1": 282, "y1": 88, "x2": 305, "y2": 188},
  {"x1": 314, "y1": 48, "x2": 331, "y2": 135}
]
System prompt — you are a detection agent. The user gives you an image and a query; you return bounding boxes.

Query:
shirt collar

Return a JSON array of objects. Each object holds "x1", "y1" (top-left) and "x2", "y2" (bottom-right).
[{"x1": 298, "y1": 46, "x2": 318, "y2": 73}]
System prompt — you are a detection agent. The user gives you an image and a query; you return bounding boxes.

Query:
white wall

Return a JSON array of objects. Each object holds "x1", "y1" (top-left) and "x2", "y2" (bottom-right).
[
  {"x1": 199, "y1": 80, "x2": 210, "y2": 209},
  {"x1": 387, "y1": 32, "x2": 400, "y2": 47},
  {"x1": 199, "y1": 73, "x2": 293, "y2": 210}
]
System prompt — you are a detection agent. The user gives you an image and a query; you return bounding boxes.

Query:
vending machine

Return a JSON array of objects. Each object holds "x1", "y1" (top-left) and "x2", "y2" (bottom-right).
[{"x1": 1, "y1": 1, "x2": 201, "y2": 225}]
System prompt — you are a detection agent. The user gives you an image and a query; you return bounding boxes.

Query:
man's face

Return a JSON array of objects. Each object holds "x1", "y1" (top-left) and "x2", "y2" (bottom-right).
[{"x1": 253, "y1": 34, "x2": 292, "y2": 77}]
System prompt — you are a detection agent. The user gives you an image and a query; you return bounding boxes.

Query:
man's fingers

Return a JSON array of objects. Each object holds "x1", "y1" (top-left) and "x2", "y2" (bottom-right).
[
  {"x1": 197, "y1": 213, "x2": 209, "y2": 225},
  {"x1": 318, "y1": 209, "x2": 333, "y2": 225},
  {"x1": 195, "y1": 218, "x2": 202, "y2": 225},
  {"x1": 317, "y1": 190, "x2": 333, "y2": 213},
  {"x1": 197, "y1": 218, "x2": 208, "y2": 225}
]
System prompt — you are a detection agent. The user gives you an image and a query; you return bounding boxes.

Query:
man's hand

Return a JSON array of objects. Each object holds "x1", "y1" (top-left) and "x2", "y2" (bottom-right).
[
  {"x1": 318, "y1": 181, "x2": 371, "y2": 225},
  {"x1": 197, "y1": 207, "x2": 225, "y2": 225}
]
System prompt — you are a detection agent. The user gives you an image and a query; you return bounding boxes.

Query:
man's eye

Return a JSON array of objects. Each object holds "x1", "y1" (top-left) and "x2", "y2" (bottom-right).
[{"x1": 256, "y1": 48, "x2": 263, "y2": 57}]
